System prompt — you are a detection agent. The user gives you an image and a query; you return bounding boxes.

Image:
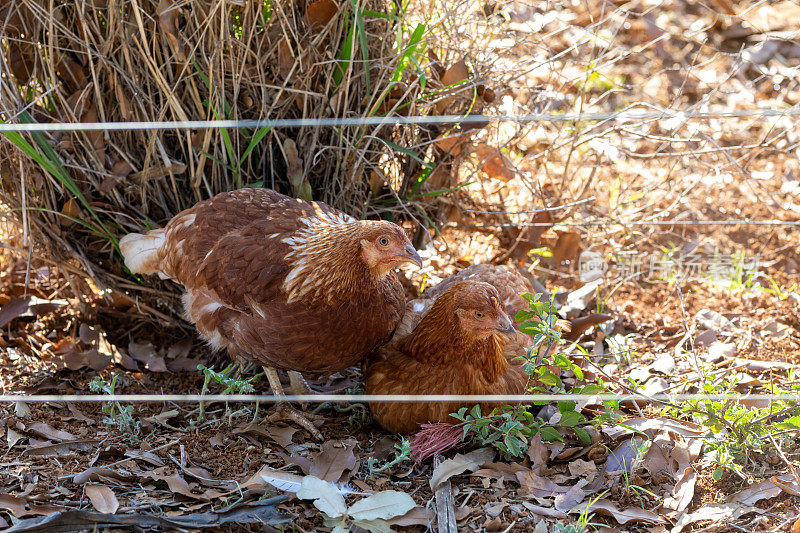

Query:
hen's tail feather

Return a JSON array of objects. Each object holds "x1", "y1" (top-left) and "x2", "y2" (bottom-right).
[{"x1": 119, "y1": 229, "x2": 166, "y2": 275}]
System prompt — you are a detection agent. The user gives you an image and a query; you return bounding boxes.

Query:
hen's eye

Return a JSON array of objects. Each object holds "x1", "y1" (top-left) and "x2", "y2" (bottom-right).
[
  {"x1": 378, "y1": 237, "x2": 390, "y2": 246},
  {"x1": 475, "y1": 311, "x2": 485, "y2": 318}
]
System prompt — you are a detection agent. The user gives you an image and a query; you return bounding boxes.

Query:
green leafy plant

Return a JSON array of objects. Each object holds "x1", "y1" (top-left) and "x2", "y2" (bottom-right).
[
  {"x1": 192, "y1": 59, "x2": 272, "y2": 190},
  {"x1": 664, "y1": 375, "x2": 800, "y2": 480},
  {"x1": 368, "y1": 437, "x2": 411, "y2": 474},
  {"x1": 195, "y1": 364, "x2": 261, "y2": 424},
  {"x1": 89, "y1": 375, "x2": 140, "y2": 440},
  {"x1": 445, "y1": 291, "x2": 609, "y2": 459}
]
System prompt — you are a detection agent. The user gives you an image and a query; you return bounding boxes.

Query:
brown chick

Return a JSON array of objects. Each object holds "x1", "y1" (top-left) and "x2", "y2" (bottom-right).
[
  {"x1": 365, "y1": 281, "x2": 529, "y2": 434},
  {"x1": 120, "y1": 188, "x2": 422, "y2": 437}
]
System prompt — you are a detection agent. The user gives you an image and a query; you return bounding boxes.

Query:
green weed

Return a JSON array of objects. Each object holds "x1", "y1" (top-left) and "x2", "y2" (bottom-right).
[{"x1": 89, "y1": 375, "x2": 140, "y2": 441}]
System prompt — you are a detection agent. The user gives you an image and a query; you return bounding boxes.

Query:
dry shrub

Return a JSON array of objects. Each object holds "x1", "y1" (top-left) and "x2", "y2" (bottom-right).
[{"x1": 0, "y1": 0, "x2": 490, "y2": 314}]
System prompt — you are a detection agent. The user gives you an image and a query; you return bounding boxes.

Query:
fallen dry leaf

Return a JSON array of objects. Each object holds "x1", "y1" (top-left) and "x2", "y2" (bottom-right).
[
  {"x1": 671, "y1": 502, "x2": 752, "y2": 532},
  {"x1": 278, "y1": 38, "x2": 296, "y2": 79},
  {"x1": 603, "y1": 418, "x2": 706, "y2": 440},
  {"x1": 128, "y1": 342, "x2": 168, "y2": 372},
  {"x1": 472, "y1": 143, "x2": 516, "y2": 182},
  {"x1": 521, "y1": 501, "x2": 568, "y2": 519},
  {"x1": 22, "y1": 439, "x2": 99, "y2": 457},
  {"x1": 306, "y1": 0, "x2": 337, "y2": 31},
  {"x1": 571, "y1": 499, "x2": 665, "y2": 525},
  {"x1": 234, "y1": 424, "x2": 297, "y2": 449},
  {"x1": 259, "y1": 469, "x2": 305, "y2": 493},
  {"x1": 554, "y1": 479, "x2": 589, "y2": 512},
  {"x1": 671, "y1": 468, "x2": 697, "y2": 512},
  {"x1": 308, "y1": 439, "x2": 357, "y2": 482},
  {"x1": 28, "y1": 422, "x2": 78, "y2": 442},
  {"x1": 0, "y1": 296, "x2": 66, "y2": 329},
  {"x1": 441, "y1": 60, "x2": 469, "y2": 88},
  {"x1": 157, "y1": 0, "x2": 186, "y2": 61},
  {"x1": 387, "y1": 505, "x2": 431, "y2": 527},
  {"x1": 85, "y1": 484, "x2": 119, "y2": 514},
  {"x1": 551, "y1": 231, "x2": 582, "y2": 264},
  {"x1": 430, "y1": 447, "x2": 494, "y2": 490},
  {"x1": 568, "y1": 458, "x2": 597, "y2": 481},
  {"x1": 516, "y1": 470, "x2": 571, "y2": 498}
]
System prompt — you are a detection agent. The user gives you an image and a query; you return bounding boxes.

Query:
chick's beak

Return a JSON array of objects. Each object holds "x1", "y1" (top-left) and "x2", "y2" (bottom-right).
[
  {"x1": 401, "y1": 243, "x2": 423, "y2": 268},
  {"x1": 495, "y1": 314, "x2": 515, "y2": 333}
]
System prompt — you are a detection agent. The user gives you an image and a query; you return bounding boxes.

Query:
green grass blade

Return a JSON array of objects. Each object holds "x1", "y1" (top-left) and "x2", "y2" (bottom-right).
[
  {"x1": 352, "y1": 1, "x2": 370, "y2": 97},
  {"x1": 392, "y1": 23, "x2": 425, "y2": 82},
  {"x1": 332, "y1": 17, "x2": 354, "y2": 92},
  {"x1": 239, "y1": 126, "x2": 272, "y2": 166},
  {"x1": 3, "y1": 112, "x2": 118, "y2": 248}
]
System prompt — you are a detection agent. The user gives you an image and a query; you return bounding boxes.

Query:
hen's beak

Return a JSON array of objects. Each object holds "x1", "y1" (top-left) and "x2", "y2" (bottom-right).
[
  {"x1": 495, "y1": 314, "x2": 515, "y2": 334},
  {"x1": 400, "y1": 244, "x2": 423, "y2": 268}
]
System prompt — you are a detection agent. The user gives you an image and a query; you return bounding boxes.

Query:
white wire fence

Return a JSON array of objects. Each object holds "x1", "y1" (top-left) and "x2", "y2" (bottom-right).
[
  {"x1": 0, "y1": 107, "x2": 798, "y2": 408},
  {"x1": 1, "y1": 108, "x2": 799, "y2": 131},
  {"x1": 0, "y1": 393, "x2": 797, "y2": 404}
]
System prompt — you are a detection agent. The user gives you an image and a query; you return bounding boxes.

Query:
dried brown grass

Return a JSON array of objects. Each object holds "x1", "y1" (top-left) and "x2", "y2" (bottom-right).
[{"x1": 0, "y1": 0, "x2": 487, "y2": 314}]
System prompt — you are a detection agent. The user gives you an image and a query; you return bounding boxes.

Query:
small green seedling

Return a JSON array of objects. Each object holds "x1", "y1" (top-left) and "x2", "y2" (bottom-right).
[{"x1": 89, "y1": 375, "x2": 140, "y2": 441}]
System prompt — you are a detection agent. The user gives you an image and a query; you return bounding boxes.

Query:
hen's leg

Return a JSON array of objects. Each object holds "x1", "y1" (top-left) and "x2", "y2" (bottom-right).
[{"x1": 262, "y1": 366, "x2": 323, "y2": 439}]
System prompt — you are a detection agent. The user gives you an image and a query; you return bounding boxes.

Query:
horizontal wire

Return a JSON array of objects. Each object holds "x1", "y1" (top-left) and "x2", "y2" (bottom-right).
[
  {"x1": 1, "y1": 109, "x2": 798, "y2": 132},
  {"x1": 0, "y1": 394, "x2": 797, "y2": 403},
  {"x1": 451, "y1": 220, "x2": 800, "y2": 228}
]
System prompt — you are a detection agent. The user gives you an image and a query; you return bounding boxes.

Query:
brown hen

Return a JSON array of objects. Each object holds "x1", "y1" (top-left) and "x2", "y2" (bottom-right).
[
  {"x1": 422, "y1": 264, "x2": 612, "y2": 341},
  {"x1": 365, "y1": 281, "x2": 529, "y2": 434},
  {"x1": 120, "y1": 188, "x2": 422, "y2": 437}
]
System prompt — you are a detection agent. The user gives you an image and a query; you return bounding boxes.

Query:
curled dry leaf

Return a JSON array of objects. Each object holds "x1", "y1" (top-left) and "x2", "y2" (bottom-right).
[
  {"x1": 85, "y1": 484, "x2": 119, "y2": 514},
  {"x1": 60, "y1": 198, "x2": 81, "y2": 227},
  {"x1": 472, "y1": 143, "x2": 516, "y2": 182},
  {"x1": 571, "y1": 499, "x2": 665, "y2": 525},
  {"x1": 429, "y1": 447, "x2": 494, "y2": 490},
  {"x1": 158, "y1": 0, "x2": 186, "y2": 61},
  {"x1": 306, "y1": 0, "x2": 338, "y2": 31}
]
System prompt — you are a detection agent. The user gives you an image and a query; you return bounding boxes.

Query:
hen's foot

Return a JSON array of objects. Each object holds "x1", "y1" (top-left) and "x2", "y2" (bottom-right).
[
  {"x1": 264, "y1": 404, "x2": 323, "y2": 440},
  {"x1": 262, "y1": 366, "x2": 323, "y2": 439}
]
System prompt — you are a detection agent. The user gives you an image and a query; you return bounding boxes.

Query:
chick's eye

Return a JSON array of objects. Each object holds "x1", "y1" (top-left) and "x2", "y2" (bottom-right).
[
  {"x1": 378, "y1": 237, "x2": 390, "y2": 246},
  {"x1": 475, "y1": 311, "x2": 485, "y2": 318}
]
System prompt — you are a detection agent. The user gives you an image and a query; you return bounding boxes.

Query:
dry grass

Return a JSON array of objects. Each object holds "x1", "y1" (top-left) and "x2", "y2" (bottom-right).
[{"x1": 0, "y1": 0, "x2": 490, "y2": 314}]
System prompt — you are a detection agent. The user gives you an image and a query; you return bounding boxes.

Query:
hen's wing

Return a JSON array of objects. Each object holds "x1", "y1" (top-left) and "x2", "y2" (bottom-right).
[
  {"x1": 160, "y1": 188, "x2": 352, "y2": 289},
  {"x1": 391, "y1": 298, "x2": 435, "y2": 343}
]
